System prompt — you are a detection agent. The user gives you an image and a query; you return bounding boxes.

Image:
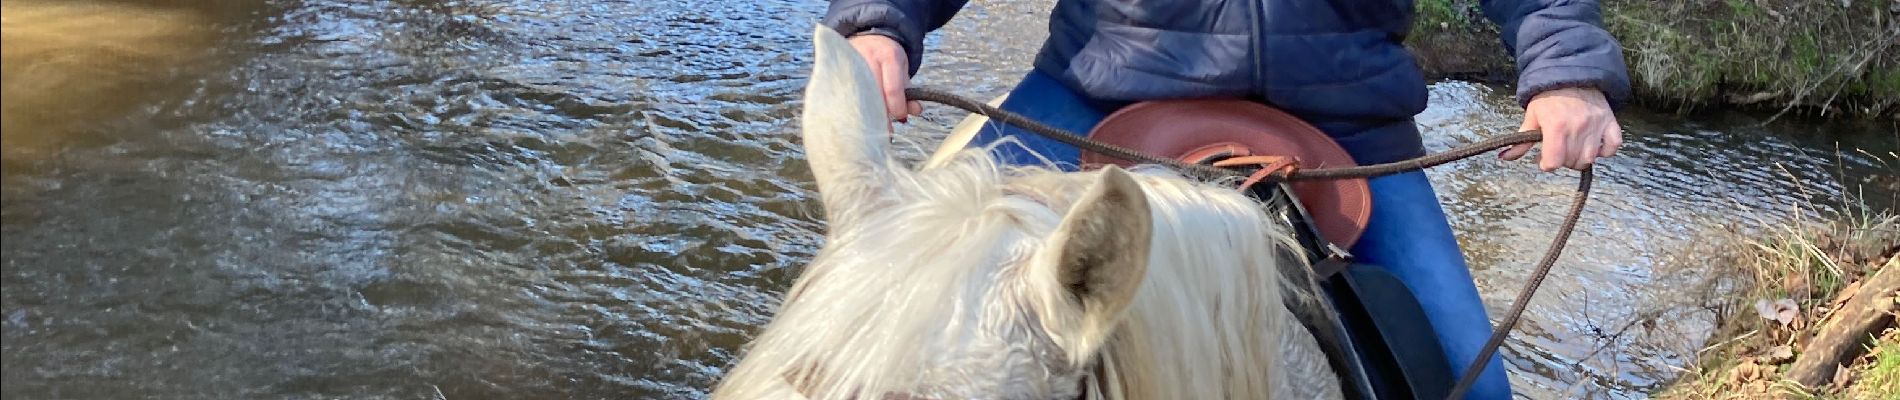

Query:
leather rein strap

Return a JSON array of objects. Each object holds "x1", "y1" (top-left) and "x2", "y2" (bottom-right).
[{"x1": 904, "y1": 87, "x2": 1593, "y2": 400}]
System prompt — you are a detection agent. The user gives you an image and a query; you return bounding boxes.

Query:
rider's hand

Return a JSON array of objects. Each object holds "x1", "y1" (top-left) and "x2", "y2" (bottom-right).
[
  {"x1": 1501, "y1": 87, "x2": 1623, "y2": 172},
  {"x1": 847, "y1": 34, "x2": 924, "y2": 125}
]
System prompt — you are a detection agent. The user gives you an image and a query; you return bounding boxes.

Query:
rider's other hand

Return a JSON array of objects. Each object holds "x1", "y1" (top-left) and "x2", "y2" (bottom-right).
[
  {"x1": 1501, "y1": 87, "x2": 1623, "y2": 172},
  {"x1": 847, "y1": 34, "x2": 924, "y2": 127}
]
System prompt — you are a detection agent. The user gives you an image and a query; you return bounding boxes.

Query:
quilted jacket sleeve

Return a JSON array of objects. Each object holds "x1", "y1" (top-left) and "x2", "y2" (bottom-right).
[
  {"x1": 821, "y1": 0, "x2": 972, "y2": 77},
  {"x1": 1480, "y1": 0, "x2": 1635, "y2": 109}
]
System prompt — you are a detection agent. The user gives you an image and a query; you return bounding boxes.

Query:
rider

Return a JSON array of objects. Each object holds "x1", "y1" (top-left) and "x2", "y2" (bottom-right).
[{"x1": 822, "y1": 0, "x2": 1631, "y2": 398}]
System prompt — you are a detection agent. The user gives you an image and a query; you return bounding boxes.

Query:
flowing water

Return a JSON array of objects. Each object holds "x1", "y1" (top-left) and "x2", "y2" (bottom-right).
[{"x1": 2, "y1": 0, "x2": 1894, "y2": 399}]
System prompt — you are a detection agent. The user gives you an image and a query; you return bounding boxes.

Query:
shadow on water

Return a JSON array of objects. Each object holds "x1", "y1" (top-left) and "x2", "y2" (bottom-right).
[{"x1": 1, "y1": 0, "x2": 1893, "y2": 399}]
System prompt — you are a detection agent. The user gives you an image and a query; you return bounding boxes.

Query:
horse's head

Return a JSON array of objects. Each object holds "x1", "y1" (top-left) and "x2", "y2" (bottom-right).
[{"x1": 710, "y1": 25, "x2": 1164, "y2": 400}]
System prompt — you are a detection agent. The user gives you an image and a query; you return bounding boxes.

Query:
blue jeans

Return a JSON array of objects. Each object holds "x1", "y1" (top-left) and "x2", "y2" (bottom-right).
[{"x1": 967, "y1": 70, "x2": 1512, "y2": 399}]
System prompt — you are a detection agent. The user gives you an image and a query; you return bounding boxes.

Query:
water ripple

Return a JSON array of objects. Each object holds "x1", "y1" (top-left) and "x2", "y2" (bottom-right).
[{"x1": 2, "y1": 1, "x2": 1893, "y2": 399}]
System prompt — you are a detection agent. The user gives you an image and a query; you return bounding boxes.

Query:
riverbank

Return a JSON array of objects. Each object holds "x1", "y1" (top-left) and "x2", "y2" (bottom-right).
[
  {"x1": 1407, "y1": 0, "x2": 1898, "y2": 120},
  {"x1": 1648, "y1": 203, "x2": 1898, "y2": 399}
]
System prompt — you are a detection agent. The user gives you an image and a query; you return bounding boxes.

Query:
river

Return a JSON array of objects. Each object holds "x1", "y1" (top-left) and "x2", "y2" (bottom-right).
[{"x1": 3, "y1": 0, "x2": 1895, "y2": 399}]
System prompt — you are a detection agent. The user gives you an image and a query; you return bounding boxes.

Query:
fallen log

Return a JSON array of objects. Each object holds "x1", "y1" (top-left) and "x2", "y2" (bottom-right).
[{"x1": 1786, "y1": 263, "x2": 1898, "y2": 389}]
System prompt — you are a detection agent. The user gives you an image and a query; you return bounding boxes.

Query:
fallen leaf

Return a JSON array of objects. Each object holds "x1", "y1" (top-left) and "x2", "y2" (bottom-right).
[
  {"x1": 1728, "y1": 360, "x2": 1762, "y2": 385},
  {"x1": 1744, "y1": 379, "x2": 1771, "y2": 394},
  {"x1": 1830, "y1": 364, "x2": 1853, "y2": 391},
  {"x1": 1766, "y1": 345, "x2": 1796, "y2": 363},
  {"x1": 1757, "y1": 298, "x2": 1801, "y2": 326},
  {"x1": 1829, "y1": 280, "x2": 1863, "y2": 307},
  {"x1": 1788, "y1": 273, "x2": 1811, "y2": 299}
]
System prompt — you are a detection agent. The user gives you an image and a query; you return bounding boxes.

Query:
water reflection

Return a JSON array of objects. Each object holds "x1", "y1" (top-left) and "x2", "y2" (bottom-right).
[
  {"x1": 1, "y1": 0, "x2": 1893, "y2": 399},
  {"x1": 0, "y1": 1, "x2": 227, "y2": 166},
  {"x1": 5, "y1": 0, "x2": 820, "y2": 397}
]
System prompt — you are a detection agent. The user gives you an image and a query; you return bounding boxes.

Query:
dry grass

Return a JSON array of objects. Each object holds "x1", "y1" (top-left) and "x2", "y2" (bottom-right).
[
  {"x1": 1651, "y1": 214, "x2": 1895, "y2": 399},
  {"x1": 1649, "y1": 165, "x2": 1899, "y2": 399}
]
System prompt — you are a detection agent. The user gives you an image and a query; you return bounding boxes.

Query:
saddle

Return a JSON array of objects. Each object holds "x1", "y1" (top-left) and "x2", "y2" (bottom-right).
[
  {"x1": 1082, "y1": 100, "x2": 1459, "y2": 400},
  {"x1": 1079, "y1": 99, "x2": 1371, "y2": 249}
]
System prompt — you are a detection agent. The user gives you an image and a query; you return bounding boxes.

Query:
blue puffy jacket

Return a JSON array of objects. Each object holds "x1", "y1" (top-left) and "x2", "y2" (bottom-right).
[{"x1": 822, "y1": 0, "x2": 1634, "y2": 165}]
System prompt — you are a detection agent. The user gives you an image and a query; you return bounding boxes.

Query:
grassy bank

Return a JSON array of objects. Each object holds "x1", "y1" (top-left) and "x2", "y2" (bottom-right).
[
  {"x1": 1649, "y1": 205, "x2": 1898, "y2": 399},
  {"x1": 1406, "y1": 0, "x2": 1899, "y2": 120}
]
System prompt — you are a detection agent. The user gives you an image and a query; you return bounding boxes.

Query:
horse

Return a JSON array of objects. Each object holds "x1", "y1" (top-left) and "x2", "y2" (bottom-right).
[{"x1": 710, "y1": 24, "x2": 1346, "y2": 399}]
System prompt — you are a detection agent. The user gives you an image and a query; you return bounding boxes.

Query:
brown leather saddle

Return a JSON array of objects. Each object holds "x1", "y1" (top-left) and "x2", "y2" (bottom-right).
[{"x1": 1079, "y1": 99, "x2": 1371, "y2": 249}]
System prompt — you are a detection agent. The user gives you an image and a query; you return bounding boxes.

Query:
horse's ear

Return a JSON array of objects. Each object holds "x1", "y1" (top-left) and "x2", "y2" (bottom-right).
[
  {"x1": 801, "y1": 23, "x2": 895, "y2": 228},
  {"x1": 1043, "y1": 165, "x2": 1152, "y2": 354}
]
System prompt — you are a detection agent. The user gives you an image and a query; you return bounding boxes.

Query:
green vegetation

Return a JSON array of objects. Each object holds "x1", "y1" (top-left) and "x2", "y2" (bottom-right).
[
  {"x1": 1406, "y1": 0, "x2": 1898, "y2": 119},
  {"x1": 1855, "y1": 338, "x2": 1899, "y2": 399}
]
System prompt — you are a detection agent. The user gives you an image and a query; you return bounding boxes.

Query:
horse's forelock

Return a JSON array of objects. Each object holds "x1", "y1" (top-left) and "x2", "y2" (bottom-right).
[
  {"x1": 715, "y1": 150, "x2": 1086, "y2": 399},
  {"x1": 715, "y1": 148, "x2": 1337, "y2": 399}
]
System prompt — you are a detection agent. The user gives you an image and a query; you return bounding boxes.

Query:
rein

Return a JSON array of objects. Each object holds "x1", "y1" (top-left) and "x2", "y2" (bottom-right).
[{"x1": 905, "y1": 86, "x2": 1592, "y2": 400}]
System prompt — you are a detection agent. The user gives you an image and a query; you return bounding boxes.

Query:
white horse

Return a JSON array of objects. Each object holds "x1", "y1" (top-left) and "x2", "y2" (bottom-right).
[{"x1": 711, "y1": 25, "x2": 1344, "y2": 400}]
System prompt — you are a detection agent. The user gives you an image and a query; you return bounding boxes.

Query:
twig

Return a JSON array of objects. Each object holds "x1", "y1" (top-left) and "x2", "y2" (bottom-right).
[{"x1": 1700, "y1": 328, "x2": 1762, "y2": 358}]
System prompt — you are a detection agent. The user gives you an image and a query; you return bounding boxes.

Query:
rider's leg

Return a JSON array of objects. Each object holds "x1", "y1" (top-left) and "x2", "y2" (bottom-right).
[
  {"x1": 964, "y1": 70, "x2": 1111, "y2": 169},
  {"x1": 1348, "y1": 170, "x2": 1512, "y2": 400}
]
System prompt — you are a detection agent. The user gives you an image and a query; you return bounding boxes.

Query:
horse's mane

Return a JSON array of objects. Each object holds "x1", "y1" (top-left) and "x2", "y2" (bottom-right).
[
  {"x1": 713, "y1": 143, "x2": 1340, "y2": 399},
  {"x1": 1010, "y1": 155, "x2": 1338, "y2": 400}
]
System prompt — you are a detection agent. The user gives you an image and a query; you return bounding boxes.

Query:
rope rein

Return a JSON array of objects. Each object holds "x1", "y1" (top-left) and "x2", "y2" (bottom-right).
[
  {"x1": 906, "y1": 87, "x2": 1551, "y2": 183},
  {"x1": 903, "y1": 86, "x2": 1592, "y2": 400}
]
